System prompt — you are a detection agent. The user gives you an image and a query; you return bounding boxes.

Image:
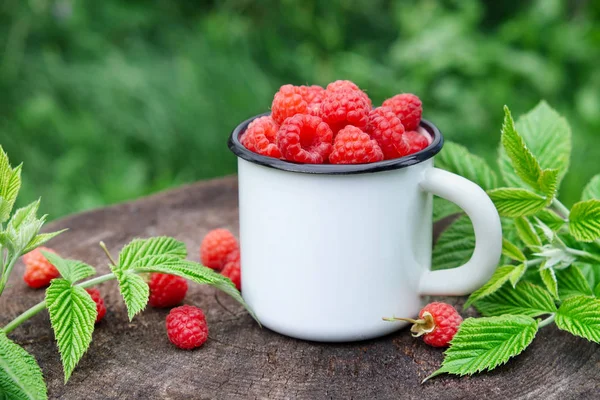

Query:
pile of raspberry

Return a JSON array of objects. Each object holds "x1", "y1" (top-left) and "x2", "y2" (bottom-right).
[{"x1": 240, "y1": 80, "x2": 430, "y2": 164}]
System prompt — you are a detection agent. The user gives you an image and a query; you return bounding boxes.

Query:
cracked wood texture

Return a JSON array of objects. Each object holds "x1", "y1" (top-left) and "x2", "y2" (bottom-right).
[{"x1": 1, "y1": 176, "x2": 599, "y2": 399}]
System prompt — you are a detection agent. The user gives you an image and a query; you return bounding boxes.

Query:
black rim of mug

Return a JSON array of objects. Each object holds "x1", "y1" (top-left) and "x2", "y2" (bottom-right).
[{"x1": 228, "y1": 112, "x2": 444, "y2": 175}]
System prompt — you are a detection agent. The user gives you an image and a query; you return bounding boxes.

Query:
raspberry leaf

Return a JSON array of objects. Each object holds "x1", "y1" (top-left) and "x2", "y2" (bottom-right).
[
  {"x1": 498, "y1": 101, "x2": 571, "y2": 192},
  {"x1": 425, "y1": 315, "x2": 538, "y2": 381},
  {"x1": 41, "y1": 252, "x2": 95, "y2": 284},
  {"x1": 22, "y1": 231, "x2": 67, "y2": 255},
  {"x1": 488, "y1": 188, "x2": 548, "y2": 217},
  {"x1": 556, "y1": 266, "x2": 593, "y2": 300},
  {"x1": 473, "y1": 282, "x2": 557, "y2": 318},
  {"x1": 568, "y1": 200, "x2": 600, "y2": 242},
  {"x1": 582, "y1": 174, "x2": 600, "y2": 201},
  {"x1": 0, "y1": 329, "x2": 48, "y2": 400},
  {"x1": 538, "y1": 168, "x2": 560, "y2": 199},
  {"x1": 113, "y1": 269, "x2": 149, "y2": 321},
  {"x1": 0, "y1": 146, "x2": 22, "y2": 223},
  {"x1": 539, "y1": 267, "x2": 559, "y2": 300},
  {"x1": 498, "y1": 106, "x2": 543, "y2": 191},
  {"x1": 118, "y1": 237, "x2": 187, "y2": 269},
  {"x1": 509, "y1": 263, "x2": 527, "y2": 288},
  {"x1": 433, "y1": 198, "x2": 461, "y2": 222},
  {"x1": 465, "y1": 266, "x2": 517, "y2": 308},
  {"x1": 134, "y1": 261, "x2": 259, "y2": 324},
  {"x1": 514, "y1": 217, "x2": 542, "y2": 249},
  {"x1": 45, "y1": 279, "x2": 97, "y2": 383},
  {"x1": 436, "y1": 141, "x2": 498, "y2": 191},
  {"x1": 432, "y1": 216, "x2": 475, "y2": 271},
  {"x1": 535, "y1": 209, "x2": 566, "y2": 232},
  {"x1": 502, "y1": 239, "x2": 526, "y2": 262},
  {"x1": 555, "y1": 296, "x2": 600, "y2": 343}
]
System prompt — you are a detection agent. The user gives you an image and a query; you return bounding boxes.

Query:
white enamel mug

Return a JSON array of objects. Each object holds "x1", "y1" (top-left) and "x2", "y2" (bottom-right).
[{"x1": 228, "y1": 114, "x2": 502, "y2": 342}]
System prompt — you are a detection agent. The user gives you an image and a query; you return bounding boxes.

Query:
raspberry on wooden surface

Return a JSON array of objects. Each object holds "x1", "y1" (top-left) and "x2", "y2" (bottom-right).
[
  {"x1": 86, "y1": 288, "x2": 107, "y2": 323},
  {"x1": 200, "y1": 229, "x2": 239, "y2": 271},
  {"x1": 22, "y1": 247, "x2": 60, "y2": 289},
  {"x1": 148, "y1": 273, "x2": 188, "y2": 308},
  {"x1": 166, "y1": 305, "x2": 209, "y2": 350}
]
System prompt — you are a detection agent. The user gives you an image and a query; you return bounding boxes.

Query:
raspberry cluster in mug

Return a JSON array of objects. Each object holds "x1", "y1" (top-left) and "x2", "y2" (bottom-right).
[{"x1": 240, "y1": 80, "x2": 430, "y2": 164}]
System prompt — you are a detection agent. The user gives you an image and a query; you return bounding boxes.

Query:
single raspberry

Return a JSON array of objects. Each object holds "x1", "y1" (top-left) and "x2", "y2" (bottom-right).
[
  {"x1": 405, "y1": 130, "x2": 430, "y2": 154},
  {"x1": 241, "y1": 116, "x2": 281, "y2": 158},
  {"x1": 148, "y1": 273, "x2": 188, "y2": 308},
  {"x1": 382, "y1": 93, "x2": 422, "y2": 131},
  {"x1": 297, "y1": 85, "x2": 325, "y2": 114},
  {"x1": 319, "y1": 89, "x2": 371, "y2": 134},
  {"x1": 326, "y1": 80, "x2": 372, "y2": 107},
  {"x1": 271, "y1": 84, "x2": 308, "y2": 125},
  {"x1": 85, "y1": 288, "x2": 107, "y2": 323},
  {"x1": 277, "y1": 114, "x2": 333, "y2": 163},
  {"x1": 166, "y1": 305, "x2": 209, "y2": 350},
  {"x1": 221, "y1": 250, "x2": 241, "y2": 290},
  {"x1": 384, "y1": 302, "x2": 463, "y2": 347},
  {"x1": 22, "y1": 247, "x2": 60, "y2": 289},
  {"x1": 366, "y1": 107, "x2": 410, "y2": 159},
  {"x1": 200, "y1": 228, "x2": 239, "y2": 271},
  {"x1": 329, "y1": 126, "x2": 384, "y2": 164}
]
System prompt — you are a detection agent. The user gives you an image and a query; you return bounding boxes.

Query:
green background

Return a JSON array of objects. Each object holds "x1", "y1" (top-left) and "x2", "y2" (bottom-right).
[{"x1": 1, "y1": 0, "x2": 599, "y2": 220}]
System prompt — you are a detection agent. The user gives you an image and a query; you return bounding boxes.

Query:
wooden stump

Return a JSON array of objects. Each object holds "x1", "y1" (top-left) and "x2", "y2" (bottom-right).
[{"x1": 1, "y1": 177, "x2": 598, "y2": 399}]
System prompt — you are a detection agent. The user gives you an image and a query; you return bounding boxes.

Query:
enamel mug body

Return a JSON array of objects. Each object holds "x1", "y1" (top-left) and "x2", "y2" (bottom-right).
[{"x1": 229, "y1": 115, "x2": 502, "y2": 342}]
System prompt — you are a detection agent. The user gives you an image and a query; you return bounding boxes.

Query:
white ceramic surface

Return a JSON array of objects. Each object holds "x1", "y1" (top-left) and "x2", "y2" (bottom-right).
[{"x1": 232, "y1": 120, "x2": 502, "y2": 342}]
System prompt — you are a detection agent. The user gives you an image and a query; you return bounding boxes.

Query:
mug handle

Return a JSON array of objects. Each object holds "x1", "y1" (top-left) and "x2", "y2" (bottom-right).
[{"x1": 419, "y1": 168, "x2": 502, "y2": 296}]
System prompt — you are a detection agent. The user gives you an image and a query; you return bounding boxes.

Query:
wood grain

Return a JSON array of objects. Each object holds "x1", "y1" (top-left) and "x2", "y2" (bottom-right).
[{"x1": 1, "y1": 177, "x2": 598, "y2": 399}]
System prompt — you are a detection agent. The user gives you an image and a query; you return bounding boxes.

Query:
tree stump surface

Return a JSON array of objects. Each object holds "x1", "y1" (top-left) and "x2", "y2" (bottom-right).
[{"x1": 1, "y1": 176, "x2": 598, "y2": 399}]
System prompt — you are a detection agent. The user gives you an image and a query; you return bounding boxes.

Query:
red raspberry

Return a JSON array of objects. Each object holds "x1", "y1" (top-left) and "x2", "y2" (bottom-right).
[
  {"x1": 271, "y1": 84, "x2": 309, "y2": 125},
  {"x1": 166, "y1": 305, "x2": 209, "y2": 350},
  {"x1": 241, "y1": 116, "x2": 281, "y2": 158},
  {"x1": 148, "y1": 273, "x2": 188, "y2": 308},
  {"x1": 382, "y1": 93, "x2": 422, "y2": 131},
  {"x1": 366, "y1": 107, "x2": 410, "y2": 159},
  {"x1": 329, "y1": 126, "x2": 383, "y2": 164},
  {"x1": 221, "y1": 250, "x2": 241, "y2": 290},
  {"x1": 405, "y1": 131, "x2": 429, "y2": 154},
  {"x1": 200, "y1": 229, "x2": 239, "y2": 271},
  {"x1": 319, "y1": 89, "x2": 371, "y2": 134},
  {"x1": 384, "y1": 302, "x2": 463, "y2": 347},
  {"x1": 297, "y1": 85, "x2": 325, "y2": 115},
  {"x1": 22, "y1": 247, "x2": 60, "y2": 289},
  {"x1": 326, "y1": 80, "x2": 372, "y2": 107},
  {"x1": 277, "y1": 114, "x2": 333, "y2": 163},
  {"x1": 86, "y1": 288, "x2": 107, "y2": 323}
]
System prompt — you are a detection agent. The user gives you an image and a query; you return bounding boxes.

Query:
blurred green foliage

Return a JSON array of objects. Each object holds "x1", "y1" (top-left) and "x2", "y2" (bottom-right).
[{"x1": 1, "y1": 0, "x2": 599, "y2": 219}]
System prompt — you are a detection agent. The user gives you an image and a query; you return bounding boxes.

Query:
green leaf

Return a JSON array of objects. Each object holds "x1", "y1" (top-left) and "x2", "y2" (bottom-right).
[
  {"x1": 0, "y1": 329, "x2": 47, "y2": 400},
  {"x1": 502, "y1": 239, "x2": 526, "y2": 262},
  {"x1": 474, "y1": 282, "x2": 557, "y2": 317},
  {"x1": 499, "y1": 101, "x2": 571, "y2": 191},
  {"x1": 5, "y1": 200, "x2": 46, "y2": 254},
  {"x1": 595, "y1": 282, "x2": 600, "y2": 298},
  {"x1": 45, "y1": 279, "x2": 97, "y2": 382},
  {"x1": 41, "y1": 252, "x2": 95, "y2": 284},
  {"x1": 488, "y1": 188, "x2": 548, "y2": 217},
  {"x1": 569, "y1": 199, "x2": 600, "y2": 242},
  {"x1": 113, "y1": 269, "x2": 149, "y2": 321},
  {"x1": 536, "y1": 209, "x2": 565, "y2": 231},
  {"x1": 538, "y1": 168, "x2": 560, "y2": 199},
  {"x1": 135, "y1": 260, "x2": 258, "y2": 323},
  {"x1": 539, "y1": 267, "x2": 559, "y2": 299},
  {"x1": 555, "y1": 295, "x2": 600, "y2": 343},
  {"x1": 556, "y1": 266, "x2": 593, "y2": 300},
  {"x1": 498, "y1": 106, "x2": 543, "y2": 190},
  {"x1": 0, "y1": 165, "x2": 22, "y2": 224},
  {"x1": 22, "y1": 230, "x2": 66, "y2": 255},
  {"x1": 426, "y1": 315, "x2": 538, "y2": 381},
  {"x1": 582, "y1": 174, "x2": 600, "y2": 201},
  {"x1": 118, "y1": 237, "x2": 187, "y2": 269},
  {"x1": 432, "y1": 216, "x2": 474, "y2": 271},
  {"x1": 509, "y1": 263, "x2": 527, "y2": 288},
  {"x1": 433, "y1": 198, "x2": 461, "y2": 222},
  {"x1": 465, "y1": 266, "x2": 516, "y2": 308},
  {"x1": 514, "y1": 217, "x2": 542, "y2": 248},
  {"x1": 435, "y1": 141, "x2": 498, "y2": 191}
]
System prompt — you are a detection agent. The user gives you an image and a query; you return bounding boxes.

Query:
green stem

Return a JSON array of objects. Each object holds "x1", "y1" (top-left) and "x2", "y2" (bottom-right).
[
  {"x1": 99, "y1": 241, "x2": 117, "y2": 266},
  {"x1": 538, "y1": 314, "x2": 555, "y2": 328},
  {"x1": 2, "y1": 272, "x2": 116, "y2": 334},
  {"x1": 525, "y1": 258, "x2": 544, "y2": 268},
  {"x1": 0, "y1": 254, "x2": 19, "y2": 297},
  {"x1": 566, "y1": 247, "x2": 600, "y2": 262},
  {"x1": 551, "y1": 199, "x2": 570, "y2": 219}
]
